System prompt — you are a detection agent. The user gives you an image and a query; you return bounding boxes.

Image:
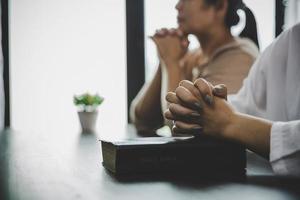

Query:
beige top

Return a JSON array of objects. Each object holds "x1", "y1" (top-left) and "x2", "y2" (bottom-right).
[
  {"x1": 130, "y1": 37, "x2": 259, "y2": 132},
  {"x1": 191, "y1": 37, "x2": 259, "y2": 94}
]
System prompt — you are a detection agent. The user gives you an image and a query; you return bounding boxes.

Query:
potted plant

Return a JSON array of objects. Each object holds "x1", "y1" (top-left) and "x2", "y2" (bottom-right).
[{"x1": 73, "y1": 93, "x2": 104, "y2": 133}]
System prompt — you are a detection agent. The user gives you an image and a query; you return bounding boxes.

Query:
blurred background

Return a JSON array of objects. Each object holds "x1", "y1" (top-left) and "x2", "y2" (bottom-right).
[{"x1": 1, "y1": 0, "x2": 299, "y2": 134}]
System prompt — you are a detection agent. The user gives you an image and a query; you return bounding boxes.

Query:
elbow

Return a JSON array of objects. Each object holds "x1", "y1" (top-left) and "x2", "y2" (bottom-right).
[{"x1": 130, "y1": 101, "x2": 164, "y2": 135}]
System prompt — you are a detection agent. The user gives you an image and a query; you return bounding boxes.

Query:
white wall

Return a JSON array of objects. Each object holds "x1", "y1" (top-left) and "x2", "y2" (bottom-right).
[
  {"x1": 145, "y1": 0, "x2": 178, "y2": 81},
  {"x1": 10, "y1": 0, "x2": 127, "y2": 134},
  {"x1": 244, "y1": 0, "x2": 275, "y2": 51}
]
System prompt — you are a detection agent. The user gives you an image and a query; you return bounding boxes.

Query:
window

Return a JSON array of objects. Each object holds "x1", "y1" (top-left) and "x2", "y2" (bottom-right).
[{"x1": 10, "y1": 0, "x2": 127, "y2": 133}]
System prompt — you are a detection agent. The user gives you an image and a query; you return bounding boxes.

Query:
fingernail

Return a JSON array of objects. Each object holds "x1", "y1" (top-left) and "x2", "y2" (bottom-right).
[
  {"x1": 190, "y1": 112, "x2": 201, "y2": 117},
  {"x1": 204, "y1": 95, "x2": 213, "y2": 105},
  {"x1": 192, "y1": 126, "x2": 203, "y2": 131},
  {"x1": 194, "y1": 102, "x2": 203, "y2": 110},
  {"x1": 214, "y1": 87, "x2": 224, "y2": 94}
]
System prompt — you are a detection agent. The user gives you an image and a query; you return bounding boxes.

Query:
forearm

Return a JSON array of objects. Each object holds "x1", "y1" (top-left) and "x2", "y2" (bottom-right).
[
  {"x1": 161, "y1": 60, "x2": 186, "y2": 130},
  {"x1": 133, "y1": 64, "x2": 164, "y2": 128},
  {"x1": 164, "y1": 60, "x2": 186, "y2": 92},
  {"x1": 224, "y1": 112, "x2": 272, "y2": 159}
]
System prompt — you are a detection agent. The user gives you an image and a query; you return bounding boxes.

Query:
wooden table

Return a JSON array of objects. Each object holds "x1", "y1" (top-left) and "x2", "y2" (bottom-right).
[{"x1": 0, "y1": 125, "x2": 299, "y2": 200}]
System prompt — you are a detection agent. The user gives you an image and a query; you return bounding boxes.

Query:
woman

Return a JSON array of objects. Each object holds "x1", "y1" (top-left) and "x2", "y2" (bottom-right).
[
  {"x1": 131, "y1": 0, "x2": 259, "y2": 134},
  {"x1": 165, "y1": 23, "x2": 300, "y2": 176}
]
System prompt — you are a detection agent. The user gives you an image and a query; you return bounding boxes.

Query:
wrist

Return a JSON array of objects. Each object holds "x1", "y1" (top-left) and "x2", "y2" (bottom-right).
[
  {"x1": 162, "y1": 59, "x2": 183, "y2": 75},
  {"x1": 221, "y1": 111, "x2": 240, "y2": 140},
  {"x1": 163, "y1": 58, "x2": 179, "y2": 69}
]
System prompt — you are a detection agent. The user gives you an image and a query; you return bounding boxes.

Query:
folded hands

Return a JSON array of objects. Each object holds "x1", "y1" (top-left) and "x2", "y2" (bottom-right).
[{"x1": 165, "y1": 78, "x2": 236, "y2": 138}]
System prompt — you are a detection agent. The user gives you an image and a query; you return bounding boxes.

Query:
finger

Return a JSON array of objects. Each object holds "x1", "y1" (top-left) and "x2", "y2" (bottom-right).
[
  {"x1": 175, "y1": 86, "x2": 202, "y2": 110},
  {"x1": 172, "y1": 125, "x2": 199, "y2": 136},
  {"x1": 181, "y1": 38, "x2": 189, "y2": 49},
  {"x1": 154, "y1": 30, "x2": 161, "y2": 37},
  {"x1": 194, "y1": 78, "x2": 214, "y2": 105},
  {"x1": 175, "y1": 29, "x2": 184, "y2": 38},
  {"x1": 177, "y1": 27, "x2": 188, "y2": 37},
  {"x1": 174, "y1": 121, "x2": 203, "y2": 133},
  {"x1": 166, "y1": 92, "x2": 180, "y2": 104},
  {"x1": 164, "y1": 109, "x2": 175, "y2": 120},
  {"x1": 172, "y1": 125, "x2": 192, "y2": 136},
  {"x1": 165, "y1": 108, "x2": 202, "y2": 124},
  {"x1": 169, "y1": 103, "x2": 201, "y2": 119},
  {"x1": 179, "y1": 80, "x2": 202, "y2": 102},
  {"x1": 169, "y1": 28, "x2": 177, "y2": 36},
  {"x1": 213, "y1": 84, "x2": 227, "y2": 100},
  {"x1": 149, "y1": 35, "x2": 158, "y2": 44},
  {"x1": 150, "y1": 36, "x2": 163, "y2": 53},
  {"x1": 155, "y1": 28, "x2": 168, "y2": 37}
]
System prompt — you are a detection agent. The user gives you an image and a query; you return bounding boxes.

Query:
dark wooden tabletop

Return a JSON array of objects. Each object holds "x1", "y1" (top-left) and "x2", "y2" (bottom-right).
[{"x1": 1, "y1": 125, "x2": 299, "y2": 200}]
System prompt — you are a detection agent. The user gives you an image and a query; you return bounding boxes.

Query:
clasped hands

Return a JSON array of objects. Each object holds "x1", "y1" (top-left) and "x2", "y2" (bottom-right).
[
  {"x1": 150, "y1": 28, "x2": 200, "y2": 80},
  {"x1": 151, "y1": 28, "x2": 189, "y2": 64},
  {"x1": 164, "y1": 78, "x2": 236, "y2": 138}
]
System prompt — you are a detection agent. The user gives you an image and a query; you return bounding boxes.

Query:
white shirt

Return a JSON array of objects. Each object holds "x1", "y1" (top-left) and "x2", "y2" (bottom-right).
[{"x1": 229, "y1": 23, "x2": 300, "y2": 176}]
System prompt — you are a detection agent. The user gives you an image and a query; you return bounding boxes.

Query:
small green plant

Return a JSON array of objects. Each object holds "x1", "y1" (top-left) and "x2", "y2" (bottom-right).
[{"x1": 73, "y1": 93, "x2": 104, "y2": 112}]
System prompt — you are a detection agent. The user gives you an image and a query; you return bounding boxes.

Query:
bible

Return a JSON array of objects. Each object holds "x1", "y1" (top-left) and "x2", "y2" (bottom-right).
[{"x1": 101, "y1": 135, "x2": 246, "y2": 178}]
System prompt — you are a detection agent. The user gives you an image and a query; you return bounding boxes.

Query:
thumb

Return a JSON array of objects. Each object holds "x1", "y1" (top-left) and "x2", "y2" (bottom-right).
[
  {"x1": 181, "y1": 37, "x2": 189, "y2": 49},
  {"x1": 149, "y1": 36, "x2": 157, "y2": 44},
  {"x1": 213, "y1": 84, "x2": 227, "y2": 100}
]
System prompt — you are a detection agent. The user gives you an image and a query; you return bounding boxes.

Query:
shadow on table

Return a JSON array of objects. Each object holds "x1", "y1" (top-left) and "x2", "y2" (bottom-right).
[
  {"x1": 246, "y1": 175, "x2": 300, "y2": 192},
  {"x1": 105, "y1": 169, "x2": 300, "y2": 197},
  {"x1": 106, "y1": 168, "x2": 246, "y2": 186}
]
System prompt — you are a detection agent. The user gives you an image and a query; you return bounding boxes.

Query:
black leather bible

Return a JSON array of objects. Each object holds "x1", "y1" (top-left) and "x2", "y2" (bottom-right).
[{"x1": 101, "y1": 135, "x2": 246, "y2": 178}]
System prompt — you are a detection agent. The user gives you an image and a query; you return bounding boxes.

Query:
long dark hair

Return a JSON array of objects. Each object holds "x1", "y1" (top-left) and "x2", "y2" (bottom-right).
[{"x1": 205, "y1": 0, "x2": 259, "y2": 49}]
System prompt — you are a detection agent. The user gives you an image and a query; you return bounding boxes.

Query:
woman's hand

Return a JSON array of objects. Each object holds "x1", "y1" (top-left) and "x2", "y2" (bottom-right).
[
  {"x1": 164, "y1": 78, "x2": 234, "y2": 137},
  {"x1": 165, "y1": 79, "x2": 272, "y2": 158},
  {"x1": 151, "y1": 28, "x2": 189, "y2": 67}
]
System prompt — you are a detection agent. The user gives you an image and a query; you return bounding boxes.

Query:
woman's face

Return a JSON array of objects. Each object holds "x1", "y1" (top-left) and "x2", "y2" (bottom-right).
[{"x1": 176, "y1": 0, "x2": 222, "y2": 35}]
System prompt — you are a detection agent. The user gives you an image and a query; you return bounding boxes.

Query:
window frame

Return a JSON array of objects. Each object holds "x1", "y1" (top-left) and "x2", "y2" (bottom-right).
[
  {"x1": 2, "y1": 0, "x2": 10, "y2": 127},
  {"x1": 126, "y1": 0, "x2": 145, "y2": 122}
]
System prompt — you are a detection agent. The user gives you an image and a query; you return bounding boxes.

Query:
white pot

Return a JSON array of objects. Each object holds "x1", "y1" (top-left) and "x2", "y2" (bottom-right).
[{"x1": 78, "y1": 111, "x2": 98, "y2": 133}]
